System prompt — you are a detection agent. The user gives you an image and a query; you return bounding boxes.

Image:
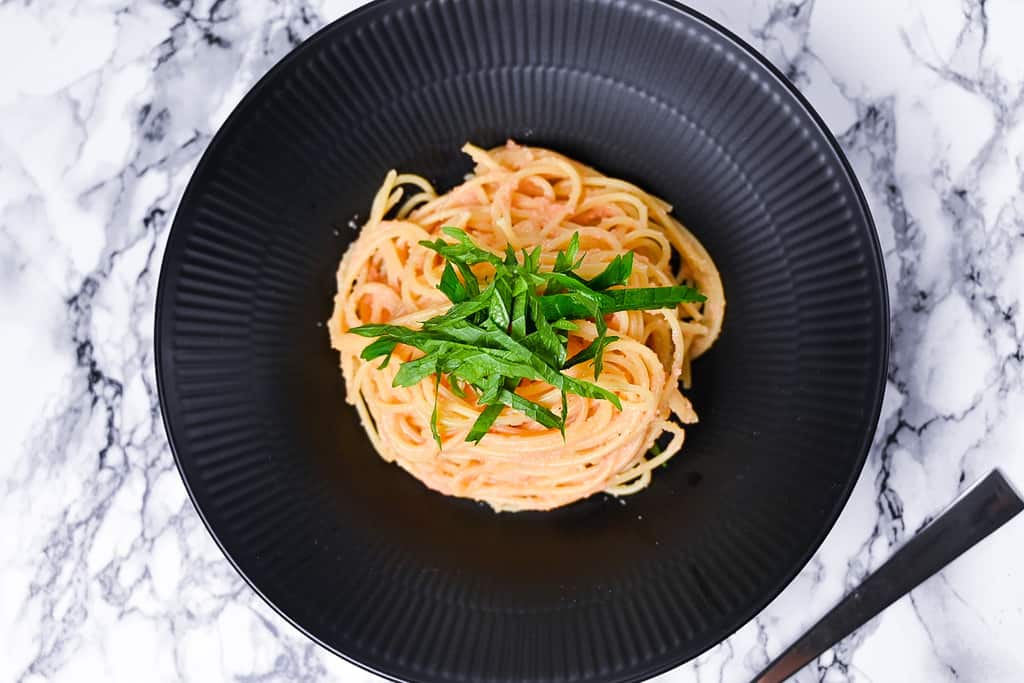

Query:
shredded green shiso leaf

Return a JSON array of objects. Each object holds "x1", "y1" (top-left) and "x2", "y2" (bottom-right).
[{"x1": 350, "y1": 228, "x2": 705, "y2": 446}]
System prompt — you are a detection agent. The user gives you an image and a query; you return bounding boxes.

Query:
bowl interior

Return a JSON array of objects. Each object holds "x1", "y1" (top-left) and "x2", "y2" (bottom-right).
[{"x1": 157, "y1": 1, "x2": 887, "y2": 681}]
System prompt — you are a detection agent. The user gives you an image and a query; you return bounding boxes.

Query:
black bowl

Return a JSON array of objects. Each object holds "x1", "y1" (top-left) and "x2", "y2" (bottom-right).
[{"x1": 155, "y1": 1, "x2": 888, "y2": 681}]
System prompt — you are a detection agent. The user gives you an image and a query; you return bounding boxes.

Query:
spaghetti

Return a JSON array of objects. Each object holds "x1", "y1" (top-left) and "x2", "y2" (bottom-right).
[{"x1": 328, "y1": 142, "x2": 724, "y2": 511}]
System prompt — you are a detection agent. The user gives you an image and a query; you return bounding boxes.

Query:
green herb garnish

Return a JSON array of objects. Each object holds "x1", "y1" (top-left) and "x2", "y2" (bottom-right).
[{"x1": 350, "y1": 228, "x2": 706, "y2": 446}]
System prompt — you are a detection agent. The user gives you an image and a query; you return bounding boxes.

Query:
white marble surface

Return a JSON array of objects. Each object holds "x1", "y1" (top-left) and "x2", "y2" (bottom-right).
[{"x1": 2, "y1": 0, "x2": 1023, "y2": 681}]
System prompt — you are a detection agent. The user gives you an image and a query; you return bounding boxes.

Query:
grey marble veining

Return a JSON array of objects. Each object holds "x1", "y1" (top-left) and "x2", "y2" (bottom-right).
[{"x1": 1, "y1": 1, "x2": 1022, "y2": 681}]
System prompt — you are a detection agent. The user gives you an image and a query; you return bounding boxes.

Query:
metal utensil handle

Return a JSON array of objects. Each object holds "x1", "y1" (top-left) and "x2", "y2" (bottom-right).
[{"x1": 753, "y1": 469, "x2": 1023, "y2": 683}]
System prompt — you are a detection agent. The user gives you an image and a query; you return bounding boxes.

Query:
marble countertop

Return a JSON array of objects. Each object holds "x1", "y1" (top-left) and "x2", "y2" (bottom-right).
[{"x1": 2, "y1": 0, "x2": 1023, "y2": 681}]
